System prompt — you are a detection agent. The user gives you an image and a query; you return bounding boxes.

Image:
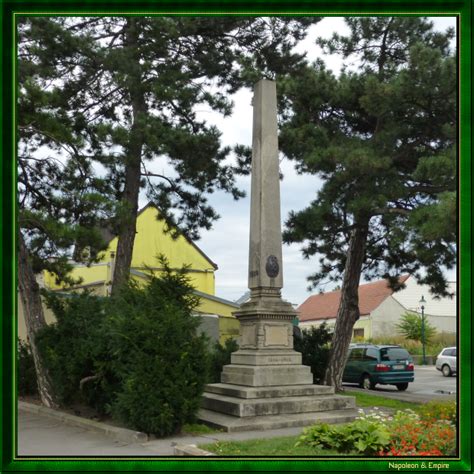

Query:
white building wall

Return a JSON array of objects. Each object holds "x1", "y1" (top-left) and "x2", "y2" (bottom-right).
[
  {"x1": 418, "y1": 314, "x2": 456, "y2": 333},
  {"x1": 390, "y1": 275, "x2": 456, "y2": 334},
  {"x1": 392, "y1": 276, "x2": 456, "y2": 317},
  {"x1": 370, "y1": 296, "x2": 413, "y2": 338}
]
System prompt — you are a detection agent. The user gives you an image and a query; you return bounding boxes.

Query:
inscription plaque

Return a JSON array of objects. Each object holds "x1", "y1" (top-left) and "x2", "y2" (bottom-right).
[{"x1": 264, "y1": 325, "x2": 288, "y2": 347}]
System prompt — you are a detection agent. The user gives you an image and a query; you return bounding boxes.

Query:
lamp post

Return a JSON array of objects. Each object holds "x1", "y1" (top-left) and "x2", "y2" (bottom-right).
[{"x1": 419, "y1": 296, "x2": 427, "y2": 365}]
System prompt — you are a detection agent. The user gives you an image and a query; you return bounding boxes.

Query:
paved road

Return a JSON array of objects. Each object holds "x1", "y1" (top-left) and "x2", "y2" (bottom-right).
[{"x1": 343, "y1": 365, "x2": 457, "y2": 403}]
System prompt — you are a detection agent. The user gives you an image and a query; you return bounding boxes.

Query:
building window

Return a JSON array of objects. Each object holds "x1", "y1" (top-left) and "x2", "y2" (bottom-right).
[{"x1": 353, "y1": 328, "x2": 364, "y2": 340}]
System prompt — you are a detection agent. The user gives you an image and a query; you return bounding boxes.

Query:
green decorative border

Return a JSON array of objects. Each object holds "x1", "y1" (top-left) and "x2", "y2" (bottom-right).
[{"x1": 1, "y1": 0, "x2": 471, "y2": 471}]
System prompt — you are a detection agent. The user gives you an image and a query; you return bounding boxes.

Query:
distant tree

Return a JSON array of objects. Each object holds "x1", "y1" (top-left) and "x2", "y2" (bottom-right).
[
  {"x1": 396, "y1": 312, "x2": 437, "y2": 344},
  {"x1": 279, "y1": 17, "x2": 456, "y2": 390}
]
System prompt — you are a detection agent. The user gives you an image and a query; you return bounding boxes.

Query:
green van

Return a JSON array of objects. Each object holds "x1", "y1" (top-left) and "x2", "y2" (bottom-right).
[{"x1": 342, "y1": 343, "x2": 414, "y2": 391}]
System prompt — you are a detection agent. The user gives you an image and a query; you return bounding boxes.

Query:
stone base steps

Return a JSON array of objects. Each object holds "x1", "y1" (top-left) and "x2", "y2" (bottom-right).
[
  {"x1": 198, "y1": 407, "x2": 359, "y2": 432},
  {"x1": 204, "y1": 383, "x2": 335, "y2": 399},
  {"x1": 198, "y1": 382, "x2": 357, "y2": 431},
  {"x1": 201, "y1": 391, "x2": 356, "y2": 417},
  {"x1": 221, "y1": 364, "x2": 313, "y2": 386}
]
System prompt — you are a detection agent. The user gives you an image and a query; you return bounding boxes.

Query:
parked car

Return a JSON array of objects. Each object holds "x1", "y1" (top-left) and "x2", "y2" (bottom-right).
[
  {"x1": 343, "y1": 343, "x2": 414, "y2": 391},
  {"x1": 435, "y1": 347, "x2": 457, "y2": 377}
]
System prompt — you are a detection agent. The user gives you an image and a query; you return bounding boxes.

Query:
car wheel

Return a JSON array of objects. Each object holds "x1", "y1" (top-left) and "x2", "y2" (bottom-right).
[
  {"x1": 359, "y1": 374, "x2": 375, "y2": 390},
  {"x1": 442, "y1": 364, "x2": 452, "y2": 377},
  {"x1": 396, "y1": 383, "x2": 409, "y2": 391}
]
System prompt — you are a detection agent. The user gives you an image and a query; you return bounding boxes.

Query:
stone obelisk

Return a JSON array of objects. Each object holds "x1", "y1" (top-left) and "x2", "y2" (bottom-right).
[
  {"x1": 198, "y1": 80, "x2": 356, "y2": 431},
  {"x1": 223, "y1": 79, "x2": 306, "y2": 375}
]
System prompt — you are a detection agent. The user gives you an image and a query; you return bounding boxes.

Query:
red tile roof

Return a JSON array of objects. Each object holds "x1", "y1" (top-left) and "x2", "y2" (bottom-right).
[{"x1": 297, "y1": 275, "x2": 410, "y2": 323}]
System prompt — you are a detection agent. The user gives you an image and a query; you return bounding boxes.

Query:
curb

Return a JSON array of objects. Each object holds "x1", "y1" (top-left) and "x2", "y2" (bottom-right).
[
  {"x1": 18, "y1": 401, "x2": 148, "y2": 443},
  {"x1": 173, "y1": 444, "x2": 215, "y2": 456}
]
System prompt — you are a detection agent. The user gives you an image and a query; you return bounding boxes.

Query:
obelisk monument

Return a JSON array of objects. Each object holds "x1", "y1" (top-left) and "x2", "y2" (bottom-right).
[
  {"x1": 198, "y1": 79, "x2": 356, "y2": 431},
  {"x1": 223, "y1": 79, "x2": 307, "y2": 375}
]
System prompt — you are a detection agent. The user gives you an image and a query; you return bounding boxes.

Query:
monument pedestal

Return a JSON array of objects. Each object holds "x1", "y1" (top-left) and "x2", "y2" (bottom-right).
[{"x1": 198, "y1": 292, "x2": 357, "y2": 432}]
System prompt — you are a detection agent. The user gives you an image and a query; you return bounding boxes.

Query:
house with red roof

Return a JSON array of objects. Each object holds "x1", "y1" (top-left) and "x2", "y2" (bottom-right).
[{"x1": 297, "y1": 275, "x2": 456, "y2": 340}]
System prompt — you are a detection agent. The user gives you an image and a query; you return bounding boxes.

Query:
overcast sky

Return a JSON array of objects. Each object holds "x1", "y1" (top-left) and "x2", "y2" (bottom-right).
[{"x1": 141, "y1": 17, "x2": 457, "y2": 306}]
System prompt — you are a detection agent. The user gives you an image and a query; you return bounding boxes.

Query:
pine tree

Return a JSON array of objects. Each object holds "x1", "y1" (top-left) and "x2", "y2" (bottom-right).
[
  {"x1": 19, "y1": 16, "x2": 320, "y2": 295},
  {"x1": 18, "y1": 19, "x2": 115, "y2": 406},
  {"x1": 279, "y1": 17, "x2": 456, "y2": 390}
]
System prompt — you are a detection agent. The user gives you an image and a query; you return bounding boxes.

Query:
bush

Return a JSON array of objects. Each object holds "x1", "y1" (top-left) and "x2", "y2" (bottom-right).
[
  {"x1": 297, "y1": 411, "x2": 391, "y2": 455},
  {"x1": 105, "y1": 261, "x2": 209, "y2": 436},
  {"x1": 17, "y1": 339, "x2": 38, "y2": 396},
  {"x1": 35, "y1": 291, "x2": 112, "y2": 412},
  {"x1": 36, "y1": 257, "x2": 212, "y2": 436},
  {"x1": 293, "y1": 324, "x2": 331, "y2": 383},
  {"x1": 207, "y1": 338, "x2": 239, "y2": 383},
  {"x1": 396, "y1": 312, "x2": 437, "y2": 344}
]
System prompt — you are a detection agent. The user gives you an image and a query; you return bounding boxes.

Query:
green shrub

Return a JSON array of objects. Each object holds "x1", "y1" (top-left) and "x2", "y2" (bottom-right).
[
  {"x1": 35, "y1": 291, "x2": 111, "y2": 411},
  {"x1": 396, "y1": 312, "x2": 437, "y2": 344},
  {"x1": 293, "y1": 324, "x2": 331, "y2": 383},
  {"x1": 17, "y1": 339, "x2": 38, "y2": 396},
  {"x1": 207, "y1": 338, "x2": 239, "y2": 383},
  {"x1": 35, "y1": 257, "x2": 212, "y2": 436},
  {"x1": 105, "y1": 260, "x2": 209, "y2": 436},
  {"x1": 297, "y1": 413, "x2": 391, "y2": 455}
]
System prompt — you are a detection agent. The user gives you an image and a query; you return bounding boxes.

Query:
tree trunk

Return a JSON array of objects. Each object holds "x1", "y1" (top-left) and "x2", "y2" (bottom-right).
[
  {"x1": 111, "y1": 18, "x2": 146, "y2": 296},
  {"x1": 18, "y1": 232, "x2": 60, "y2": 408},
  {"x1": 323, "y1": 220, "x2": 369, "y2": 391}
]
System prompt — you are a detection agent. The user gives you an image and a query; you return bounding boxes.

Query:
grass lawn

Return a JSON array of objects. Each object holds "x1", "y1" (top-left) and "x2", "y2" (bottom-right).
[
  {"x1": 181, "y1": 423, "x2": 220, "y2": 435},
  {"x1": 198, "y1": 391, "x2": 421, "y2": 456},
  {"x1": 347, "y1": 391, "x2": 420, "y2": 411},
  {"x1": 199, "y1": 436, "x2": 344, "y2": 456}
]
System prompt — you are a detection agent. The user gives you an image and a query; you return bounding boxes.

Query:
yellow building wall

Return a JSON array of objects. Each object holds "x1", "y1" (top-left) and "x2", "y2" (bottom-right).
[
  {"x1": 218, "y1": 317, "x2": 240, "y2": 344},
  {"x1": 44, "y1": 205, "x2": 216, "y2": 295},
  {"x1": 132, "y1": 206, "x2": 215, "y2": 279},
  {"x1": 352, "y1": 318, "x2": 372, "y2": 340},
  {"x1": 44, "y1": 264, "x2": 110, "y2": 291},
  {"x1": 196, "y1": 296, "x2": 240, "y2": 344}
]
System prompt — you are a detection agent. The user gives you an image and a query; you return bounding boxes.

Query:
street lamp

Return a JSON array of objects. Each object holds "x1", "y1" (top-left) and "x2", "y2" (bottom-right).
[{"x1": 419, "y1": 296, "x2": 427, "y2": 365}]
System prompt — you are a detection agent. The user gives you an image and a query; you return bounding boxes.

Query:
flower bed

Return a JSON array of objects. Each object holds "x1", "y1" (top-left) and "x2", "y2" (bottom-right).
[
  {"x1": 378, "y1": 409, "x2": 456, "y2": 456},
  {"x1": 297, "y1": 403, "x2": 456, "y2": 457}
]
